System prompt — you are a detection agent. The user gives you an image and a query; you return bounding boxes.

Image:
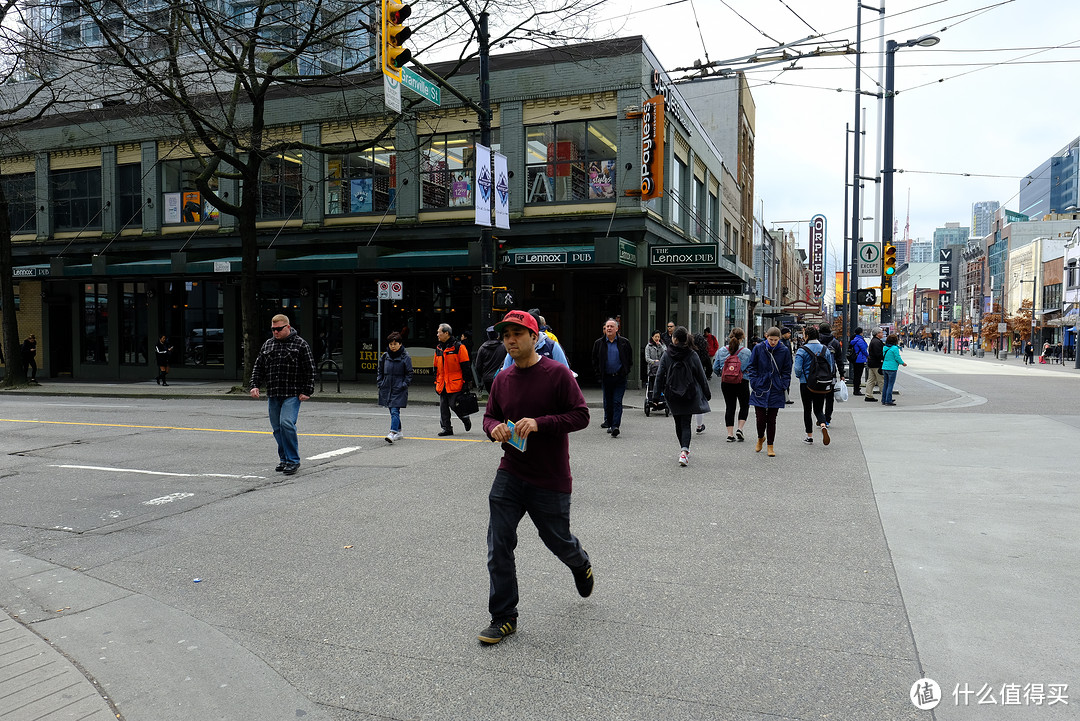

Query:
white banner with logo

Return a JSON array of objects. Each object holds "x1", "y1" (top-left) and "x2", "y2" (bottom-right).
[
  {"x1": 494, "y1": 151, "x2": 509, "y2": 230},
  {"x1": 474, "y1": 143, "x2": 492, "y2": 226}
]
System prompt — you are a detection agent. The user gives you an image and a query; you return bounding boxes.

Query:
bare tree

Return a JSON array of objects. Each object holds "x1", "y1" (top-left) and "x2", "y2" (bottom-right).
[
  {"x1": 0, "y1": 0, "x2": 78, "y2": 387},
  {"x1": 12, "y1": 0, "x2": 610, "y2": 385}
]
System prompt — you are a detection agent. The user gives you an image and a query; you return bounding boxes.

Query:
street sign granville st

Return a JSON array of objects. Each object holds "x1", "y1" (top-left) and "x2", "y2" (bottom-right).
[{"x1": 809, "y1": 214, "x2": 825, "y2": 301}]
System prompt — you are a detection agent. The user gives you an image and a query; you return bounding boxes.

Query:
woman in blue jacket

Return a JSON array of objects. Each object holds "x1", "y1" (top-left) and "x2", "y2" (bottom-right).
[
  {"x1": 881, "y1": 334, "x2": 906, "y2": 406},
  {"x1": 745, "y1": 326, "x2": 792, "y2": 457},
  {"x1": 377, "y1": 331, "x2": 413, "y2": 443},
  {"x1": 849, "y1": 327, "x2": 869, "y2": 396}
]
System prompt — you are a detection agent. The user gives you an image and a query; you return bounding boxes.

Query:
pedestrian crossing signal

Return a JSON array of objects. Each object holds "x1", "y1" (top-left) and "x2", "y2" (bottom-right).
[
  {"x1": 493, "y1": 288, "x2": 514, "y2": 310},
  {"x1": 856, "y1": 288, "x2": 877, "y2": 306}
]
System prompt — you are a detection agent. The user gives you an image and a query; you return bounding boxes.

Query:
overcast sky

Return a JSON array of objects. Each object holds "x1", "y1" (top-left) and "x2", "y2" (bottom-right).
[{"x1": 597, "y1": 0, "x2": 1079, "y2": 268}]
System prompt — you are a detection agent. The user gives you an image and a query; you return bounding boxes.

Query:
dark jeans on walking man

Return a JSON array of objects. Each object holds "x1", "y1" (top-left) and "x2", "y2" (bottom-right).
[{"x1": 601, "y1": 372, "x2": 627, "y2": 430}]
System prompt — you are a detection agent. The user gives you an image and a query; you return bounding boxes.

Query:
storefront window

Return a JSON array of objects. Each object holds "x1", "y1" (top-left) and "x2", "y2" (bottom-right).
[
  {"x1": 161, "y1": 158, "x2": 217, "y2": 224},
  {"x1": 117, "y1": 163, "x2": 143, "y2": 227},
  {"x1": 325, "y1": 144, "x2": 396, "y2": 215},
  {"x1": 82, "y1": 283, "x2": 109, "y2": 364},
  {"x1": 165, "y1": 280, "x2": 225, "y2": 366},
  {"x1": 120, "y1": 282, "x2": 148, "y2": 365},
  {"x1": 420, "y1": 131, "x2": 500, "y2": 210},
  {"x1": 671, "y1": 157, "x2": 686, "y2": 227},
  {"x1": 3, "y1": 173, "x2": 36, "y2": 234},
  {"x1": 52, "y1": 168, "x2": 102, "y2": 231},
  {"x1": 257, "y1": 152, "x2": 302, "y2": 220},
  {"x1": 315, "y1": 279, "x2": 343, "y2": 363},
  {"x1": 525, "y1": 118, "x2": 616, "y2": 203}
]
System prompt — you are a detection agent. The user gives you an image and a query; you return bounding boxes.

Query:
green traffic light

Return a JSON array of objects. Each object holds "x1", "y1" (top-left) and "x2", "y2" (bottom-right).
[{"x1": 885, "y1": 266, "x2": 895, "y2": 275}]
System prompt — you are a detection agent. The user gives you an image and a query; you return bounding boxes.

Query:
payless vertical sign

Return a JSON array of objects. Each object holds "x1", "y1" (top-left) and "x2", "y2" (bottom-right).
[{"x1": 641, "y1": 95, "x2": 665, "y2": 201}]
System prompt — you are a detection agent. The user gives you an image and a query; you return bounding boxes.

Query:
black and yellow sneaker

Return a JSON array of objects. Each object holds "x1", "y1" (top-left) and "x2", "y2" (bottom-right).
[
  {"x1": 478, "y1": 618, "x2": 517, "y2": 645},
  {"x1": 572, "y1": 562, "x2": 594, "y2": 597}
]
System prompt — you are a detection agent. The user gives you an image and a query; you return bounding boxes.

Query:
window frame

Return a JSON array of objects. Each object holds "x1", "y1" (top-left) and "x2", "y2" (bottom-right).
[
  {"x1": 524, "y1": 119, "x2": 616, "y2": 205},
  {"x1": 51, "y1": 167, "x2": 103, "y2": 231}
]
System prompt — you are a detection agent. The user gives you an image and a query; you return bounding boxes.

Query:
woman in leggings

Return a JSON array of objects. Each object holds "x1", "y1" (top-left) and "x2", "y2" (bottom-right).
[
  {"x1": 745, "y1": 327, "x2": 792, "y2": 457},
  {"x1": 713, "y1": 328, "x2": 752, "y2": 442}
]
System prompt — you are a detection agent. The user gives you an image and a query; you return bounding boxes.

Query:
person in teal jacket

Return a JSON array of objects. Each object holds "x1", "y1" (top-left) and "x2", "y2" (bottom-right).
[{"x1": 881, "y1": 334, "x2": 907, "y2": 406}]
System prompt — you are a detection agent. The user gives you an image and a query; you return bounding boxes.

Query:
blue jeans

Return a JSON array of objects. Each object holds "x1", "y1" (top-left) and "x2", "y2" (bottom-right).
[
  {"x1": 601, "y1": 373, "x2": 627, "y2": 428},
  {"x1": 487, "y1": 469, "x2": 589, "y2": 621},
  {"x1": 389, "y1": 407, "x2": 401, "y2": 432},
  {"x1": 267, "y1": 396, "x2": 301, "y2": 464},
  {"x1": 881, "y1": 369, "x2": 898, "y2": 404}
]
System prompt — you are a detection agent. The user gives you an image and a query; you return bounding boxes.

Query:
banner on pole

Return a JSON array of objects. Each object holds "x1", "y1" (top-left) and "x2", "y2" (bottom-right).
[
  {"x1": 494, "y1": 151, "x2": 509, "y2": 229},
  {"x1": 475, "y1": 143, "x2": 492, "y2": 227}
]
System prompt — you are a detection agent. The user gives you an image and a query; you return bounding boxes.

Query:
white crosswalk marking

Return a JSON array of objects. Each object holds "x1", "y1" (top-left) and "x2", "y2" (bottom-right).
[{"x1": 306, "y1": 446, "x2": 362, "y2": 460}]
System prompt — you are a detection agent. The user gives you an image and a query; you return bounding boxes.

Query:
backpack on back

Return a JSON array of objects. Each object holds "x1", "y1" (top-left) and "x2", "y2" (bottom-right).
[
  {"x1": 665, "y1": 357, "x2": 694, "y2": 401},
  {"x1": 847, "y1": 340, "x2": 858, "y2": 365},
  {"x1": 805, "y1": 345, "x2": 834, "y2": 393},
  {"x1": 720, "y1": 353, "x2": 743, "y2": 384}
]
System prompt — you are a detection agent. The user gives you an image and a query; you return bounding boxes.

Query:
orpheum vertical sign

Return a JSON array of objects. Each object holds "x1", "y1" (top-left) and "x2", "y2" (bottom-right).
[
  {"x1": 810, "y1": 214, "x2": 826, "y2": 302},
  {"x1": 640, "y1": 95, "x2": 665, "y2": 201}
]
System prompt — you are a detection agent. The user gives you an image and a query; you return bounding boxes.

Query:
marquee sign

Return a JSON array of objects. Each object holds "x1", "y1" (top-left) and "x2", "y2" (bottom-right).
[{"x1": 810, "y1": 214, "x2": 826, "y2": 302}]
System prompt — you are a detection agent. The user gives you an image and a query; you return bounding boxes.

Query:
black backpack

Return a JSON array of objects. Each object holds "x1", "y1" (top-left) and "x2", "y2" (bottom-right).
[
  {"x1": 665, "y1": 357, "x2": 694, "y2": 401},
  {"x1": 805, "y1": 345, "x2": 834, "y2": 394}
]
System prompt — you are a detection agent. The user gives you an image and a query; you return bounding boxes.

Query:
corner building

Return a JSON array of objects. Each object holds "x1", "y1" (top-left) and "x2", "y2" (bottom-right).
[{"x1": 4, "y1": 37, "x2": 753, "y2": 384}]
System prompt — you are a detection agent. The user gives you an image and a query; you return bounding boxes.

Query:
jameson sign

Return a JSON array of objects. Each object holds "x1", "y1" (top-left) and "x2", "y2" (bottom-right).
[
  {"x1": 810, "y1": 214, "x2": 826, "y2": 301},
  {"x1": 649, "y1": 244, "x2": 718, "y2": 267}
]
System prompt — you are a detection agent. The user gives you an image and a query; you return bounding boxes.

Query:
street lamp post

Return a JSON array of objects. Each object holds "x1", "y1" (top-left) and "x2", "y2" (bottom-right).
[{"x1": 880, "y1": 33, "x2": 939, "y2": 326}]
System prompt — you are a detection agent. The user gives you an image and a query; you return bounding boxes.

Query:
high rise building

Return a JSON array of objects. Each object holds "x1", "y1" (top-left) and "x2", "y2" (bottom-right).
[
  {"x1": 971, "y1": 201, "x2": 999, "y2": 239},
  {"x1": 1019, "y1": 138, "x2": 1080, "y2": 219},
  {"x1": 909, "y1": 240, "x2": 933, "y2": 264},
  {"x1": 933, "y1": 222, "x2": 970, "y2": 259}
]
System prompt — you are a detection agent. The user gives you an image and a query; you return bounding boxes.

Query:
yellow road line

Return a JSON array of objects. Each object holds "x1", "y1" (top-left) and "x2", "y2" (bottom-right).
[{"x1": 0, "y1": 418, "x2": 487, "y2": 442}]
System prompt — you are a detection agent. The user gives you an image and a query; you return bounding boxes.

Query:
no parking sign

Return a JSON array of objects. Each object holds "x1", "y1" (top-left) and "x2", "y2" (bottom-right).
[{"x1": 377, "y1": 280, "x2": 403, "y2": 300}]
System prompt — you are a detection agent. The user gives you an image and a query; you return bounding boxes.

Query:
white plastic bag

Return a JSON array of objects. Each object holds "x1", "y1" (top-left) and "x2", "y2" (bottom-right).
[{"x1": 834, "y1": 380, "x2": 849, "y2": 402}]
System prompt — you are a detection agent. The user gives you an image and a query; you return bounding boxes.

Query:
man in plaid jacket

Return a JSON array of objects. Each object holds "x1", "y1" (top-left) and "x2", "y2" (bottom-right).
[{"x1": 249, "y1": 314, "x2": 316, "y2": 475}]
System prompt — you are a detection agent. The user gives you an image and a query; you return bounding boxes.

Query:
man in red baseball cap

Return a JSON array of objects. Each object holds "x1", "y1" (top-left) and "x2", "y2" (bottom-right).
[{"x1": 477, "y1": 311, "x2": 593, "y2": 645}]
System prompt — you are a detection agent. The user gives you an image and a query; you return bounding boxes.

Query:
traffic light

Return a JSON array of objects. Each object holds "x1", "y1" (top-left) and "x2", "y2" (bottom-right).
[
  {"x1": 856, "y1": 288, "x2": 877, "y2": 306},
  {"x1": 880, "y1": 286, "x2": 892, "y2": 307},
  {"x1": 381, "y1": 0, "x2": 412, "y2": 80},
  {"x1": 883, "y1": 243, "x2": 897, "y2": 276}
]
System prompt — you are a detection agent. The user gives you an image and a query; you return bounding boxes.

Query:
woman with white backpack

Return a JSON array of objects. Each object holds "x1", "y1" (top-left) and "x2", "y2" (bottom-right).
[{"x1": 713, "y1": 328, "x2": 752, "y2": 443}]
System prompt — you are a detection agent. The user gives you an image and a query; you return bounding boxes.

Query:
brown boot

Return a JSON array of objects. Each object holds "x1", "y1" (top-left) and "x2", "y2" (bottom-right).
[
  {"x1": 755, "y1": 437, "x2": 764, "y2": 452},
  {"x1": 767, "y1": 445, "x2": 775, "y2": 457}
]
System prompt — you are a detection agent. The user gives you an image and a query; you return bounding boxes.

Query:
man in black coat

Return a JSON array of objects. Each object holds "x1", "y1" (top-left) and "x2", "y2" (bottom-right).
[
  {"x1": 591, "y1": 318, "x2": 633, "y2": 438},
  {"x1": 865, "y1": 328, "x2": 885, "y2": 401}
]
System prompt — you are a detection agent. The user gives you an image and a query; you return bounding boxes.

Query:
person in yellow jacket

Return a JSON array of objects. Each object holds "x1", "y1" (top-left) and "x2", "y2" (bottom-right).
[{"x1": 434, "y1": 323, "x2": 474, "y2": 436}]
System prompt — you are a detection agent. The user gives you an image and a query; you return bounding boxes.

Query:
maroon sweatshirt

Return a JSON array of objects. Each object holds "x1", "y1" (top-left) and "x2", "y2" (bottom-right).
[{"x1": 483, "y1": 356, "x2": 590, "y2": 493}]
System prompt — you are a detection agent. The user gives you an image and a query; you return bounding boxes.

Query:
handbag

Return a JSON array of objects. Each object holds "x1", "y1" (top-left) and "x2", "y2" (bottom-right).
[{"x1": 452, "y1": 389, "x2": 479, "y2": 416}]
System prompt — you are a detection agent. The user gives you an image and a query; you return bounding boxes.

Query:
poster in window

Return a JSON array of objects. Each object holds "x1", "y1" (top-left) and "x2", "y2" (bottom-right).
[
  {"x1": 182, "y1": 191, "x2": 202, "y2": 222},
  {"x1": 589, "y1": 160, "x2": 616, "y2": 199},
  {"x1": 204, "y1": 201, "x2": 219, "y2": 221},
  {"x1": 351, "y1": 178, "x2": 373, "y2": 213},
  {"x1": 164, "y1": 192, "x2": 182, "y2": 224},
  {"x1": 450, "y1": 172, "x2": 472, "y2": 207}
]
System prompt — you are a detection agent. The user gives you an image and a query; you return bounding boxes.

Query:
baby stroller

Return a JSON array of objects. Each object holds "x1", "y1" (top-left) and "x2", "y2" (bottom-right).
[{"x1": 644, "y1": 372, "x2": 670, "y2": 417}]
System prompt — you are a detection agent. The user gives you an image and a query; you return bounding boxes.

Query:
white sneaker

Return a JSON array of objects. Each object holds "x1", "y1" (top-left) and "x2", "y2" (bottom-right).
[
  {"x1": 393, "y1": 431, "x2": 404, "y2": 442},
  {"x1": 678, "y1": 450, "x2": 689, "y2": 467},
  {"x1": 385, "y1": 432, "x2": 395, "y2": 444}
]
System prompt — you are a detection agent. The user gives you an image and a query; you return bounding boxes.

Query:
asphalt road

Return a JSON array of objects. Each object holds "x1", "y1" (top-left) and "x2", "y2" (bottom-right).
[{"x1": 1, "y1": 351, "x2": 1077, "y2": 720}]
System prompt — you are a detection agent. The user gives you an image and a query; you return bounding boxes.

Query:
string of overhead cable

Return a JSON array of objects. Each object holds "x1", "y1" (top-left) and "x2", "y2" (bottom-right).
[
  {"x1": 901, "y1": 36, "x2": 1080, "y2": 93},
  {"x1": 774, "y1": 0, "x2": 818, "y2": 34},
  {"x1": 716, "y1": 0, "x2": 781, "y2": 45},
  {"x1": 739, "y1": 56, "x2": 1080, "y2": 74}
]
